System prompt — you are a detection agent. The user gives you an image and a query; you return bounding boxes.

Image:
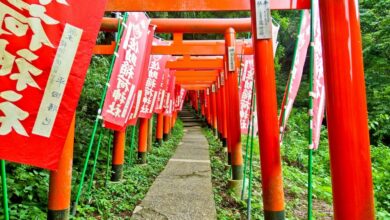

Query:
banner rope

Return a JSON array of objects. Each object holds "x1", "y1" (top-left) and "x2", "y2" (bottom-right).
[{"x1": 72, "y1": 12, "x2": 128, "y2": 215}]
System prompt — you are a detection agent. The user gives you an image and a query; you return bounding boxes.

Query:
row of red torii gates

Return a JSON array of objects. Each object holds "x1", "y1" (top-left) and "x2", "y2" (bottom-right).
[{"x1": 47, "y1": 1, "x2": 375, "y2": 220}]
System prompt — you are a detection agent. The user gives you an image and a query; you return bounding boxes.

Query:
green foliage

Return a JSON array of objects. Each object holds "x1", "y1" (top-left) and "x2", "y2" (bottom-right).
[
  {"x1": 281, "y1": 111, "x2": 390, "y2": 219},
  {"x1": 204, "y1": 129, "x2": 244, "y2": 219},
  {"x1": 0, "y1": 2, "x2": 389, "y2": 219},
  {"x1": 360, "y1": 0, "x2": 390, "y2": 145},
  {"x1": 0, "y1": 119, "x2": 184, "y2": 219},
  {"x1": 74, "y1": 120, "x2": 184, "y2": 219},
  {"x1": 1, "y1": 165, "x2": 49, "y2": 218},
  {"x1": 206, "y1": 122, "x2": 333, "y2": 220},
  {"x1": 369, "y1": 114, "x2": 390, "y2": 145},
  {"x1": 217, "y1": 110, "x2": 390, "y2": 219},
  {"x1": 371, "y1": 143, "x2": 390, "y2": 216},
  {"x1": 360, "y1": 0, "x2": 390, "y2": 76},
  {"x1": 0, "y1": 55, "x2": 184, "y2": 219}
]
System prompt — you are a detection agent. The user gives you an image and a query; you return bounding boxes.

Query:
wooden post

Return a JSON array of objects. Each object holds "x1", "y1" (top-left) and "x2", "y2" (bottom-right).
[
  {"x1": 147, "y1": 116, "x2": 154, "y2": 152},
  {"x1": 220, "y1": 70, "x2": 228, "y2": 148},
  {"x1": 47, "y1": 115, "x2": 75, "y2": 220},
  {"x1": 111, "y1": 130, "x2": 126, "y2": 181},
  {"x1": 225, "y1": 28, "x2": 243, "y2": 193},
  {"x1": 156, "y1": 113, "x2": 164, "y2": 145},
  {"x1": 249, "y1": 1, "x2": 285, "y2": 218},
  {"x1": 211, "y1": 84, "x2": 218, "y2": 136},
  {"x1": 163, "y1": 115, "x2": 170, "y2": 141},
  {"x1": 138, "y1": 118, "x2": 148, "y2": 164}
]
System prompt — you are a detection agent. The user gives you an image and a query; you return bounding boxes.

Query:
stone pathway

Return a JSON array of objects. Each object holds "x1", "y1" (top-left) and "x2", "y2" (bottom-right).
[{"x1": 132, "y1": 108, "x2": 216, "y2": 220}]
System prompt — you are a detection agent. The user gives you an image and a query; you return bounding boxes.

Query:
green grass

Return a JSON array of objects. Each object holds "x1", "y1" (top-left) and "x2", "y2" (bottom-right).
[
  {"x1": 206, "y1": 127, "x2": 329, "y2": 220},
  {"x1": 74, "y1": 119, "x2": 184, "y2": 219},
  {"x1": 0, "y1": 119, "x2": 184, "y2": 219},
  {"x1": 205, "y1": 129, "x2": 245, "y2": 219},
  {"x1": 209, "y1": 110, "x2": 390, "y2": 219}
]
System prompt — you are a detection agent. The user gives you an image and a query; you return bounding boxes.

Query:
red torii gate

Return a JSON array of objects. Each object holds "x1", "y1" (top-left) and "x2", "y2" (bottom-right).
[
  {"x1": 107, "y1": 0, "x2": 375, "y2": 219},
  {"x1": 49, "y1": 0, "x2": 375, "y2": 219},
  {"x1": 105, "y1": 0, "x2": 310, "y2": 11}
]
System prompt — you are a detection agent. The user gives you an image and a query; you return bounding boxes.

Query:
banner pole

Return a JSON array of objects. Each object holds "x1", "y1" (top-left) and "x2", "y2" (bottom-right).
[
  {"x1": 1, "y1": 160, "x2": 9, "y2": 220},
  {"x1": 308, "y1": 0, "x2": 315, "y2": 219},
  {"x1": 105, "y1": 131, "x2": 113, "y2": 187},
  {"x1": 72, "y1": 13, "x2": 128, "y2": 216},
  {"x1": 86, "y1": 128, "x2": 106, "y2": 201},
  {"x1": 246, "y1": 94, "x2": 256, "y2": 220},
  {"x1": 241, "y1": 82, "x2": 255, "y2": 200}
]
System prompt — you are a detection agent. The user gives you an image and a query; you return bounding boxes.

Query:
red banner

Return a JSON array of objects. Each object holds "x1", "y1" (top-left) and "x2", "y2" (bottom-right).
[
  {"x1": 279, "y1": 10, "x2": 311, "y2": 141},
  {"x1": 311, "y1": 1, "x2": 325, "y2": 150},
  {"x1": 102, "y1": 12, "x2": 150, "y2": 130},
  {"x1": 139, "y1": 41, "x2": 170, "y2": 119},
  {"x1": 239, "y1": 55, "x2": 255, "y2": 134},
  {"x1": 127, "y1": 26, "x2": 155, "y2": 125},
  {"x1": 163, "y1": 72, "x2": 176, "y2": 116},
  {"x1": 0, "y1": 0, "x2": 107, "y2": 169},
  {"x1": 175, "y1": 86, "x2": 187, "y2": 111},
  {"x1": 154, "y1": 69, "x2": 169, "y2": 114}
]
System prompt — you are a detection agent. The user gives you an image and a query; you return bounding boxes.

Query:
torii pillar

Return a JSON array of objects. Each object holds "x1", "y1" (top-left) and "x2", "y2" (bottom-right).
[
  {"x1": 249, "y1": 1, "x2": 285, "y2": 219},
  {"x1": 47, "y1": 115, "x2": 75, "y2": 219},
  {"x1": 319, "y1": 0, "x2": 375, "y2": 219},
  {"x1": 111, "y1": 130, "x2": 126, "y2": 181},
  {"x1": 225, "y1": 28, "x2": 243, "y2": 193},
  {"x1": 219, "y1": 70, "x2": 228, "y2": 148}
]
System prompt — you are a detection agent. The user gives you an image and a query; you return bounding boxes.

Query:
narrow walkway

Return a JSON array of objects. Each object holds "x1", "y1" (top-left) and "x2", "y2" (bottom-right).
[{"x1": 132, "y1": 108, "x2": 216, "y2": 220}]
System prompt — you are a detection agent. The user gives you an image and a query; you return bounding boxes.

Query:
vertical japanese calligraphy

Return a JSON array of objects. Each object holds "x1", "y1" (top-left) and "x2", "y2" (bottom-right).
[
  {"x1": 0, "y1": 0, "x2": 107, "y2": 169},
  {"x1": 33, "y1": 24, "x2": 82, "y2": 137},
  {"x1": 255, "y1": 0, "x2": 272, "y2": 39},
  {"x1": 228, "y1": 46, "x2": 236, "y2": 71},
  {"x1": 155, "y1": 69, "x2": 169, "y2": 114},
  {"x1": 102, "y1": 12, "x2": 151, "y2": 130},
  {"x1": 239, "y1": 55, "x2": 255, "y2": 134},
  {"x1": 127, "y1": 25, "x2": 155, "y2": 126},
  {"x1": 174, "y1": 86, "x2": 186, "y2": 111},
  {"x1": 163, "y1": 71, "x2": 176, "y2": 116},
  {"x1": 139, "y1": 40, "x2": 170, "y2": 119}
]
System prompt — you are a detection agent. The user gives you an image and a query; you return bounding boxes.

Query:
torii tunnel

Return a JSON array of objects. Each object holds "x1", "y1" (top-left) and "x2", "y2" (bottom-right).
[{"x1": 43, "y1": 0, "x2": 374, "y2": 220}]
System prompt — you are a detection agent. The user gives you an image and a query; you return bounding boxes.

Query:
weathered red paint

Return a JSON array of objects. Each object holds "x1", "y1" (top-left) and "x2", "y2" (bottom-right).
[
  {"x1": 225, "y1": 28, "x2": 243, "y2": 175},
  {"x1": 138, "y1": 118, "x2": 149, "y2": 153},
  {"x1": 48, "y1": 115, "x2": 75, "y2": 214},
  {"x1": 249, "y1": 0, "x2": 285, "y2": 214}
]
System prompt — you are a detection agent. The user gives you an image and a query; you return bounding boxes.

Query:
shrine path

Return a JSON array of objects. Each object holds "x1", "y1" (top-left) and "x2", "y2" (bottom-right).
[{"x1": 132, "y1": 108, "x2": 217, "y2": 220}]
